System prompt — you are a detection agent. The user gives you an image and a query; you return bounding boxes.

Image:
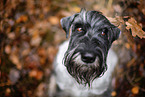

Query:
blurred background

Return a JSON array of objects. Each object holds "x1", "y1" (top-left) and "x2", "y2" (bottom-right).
[{"x1": 0, "y1": 0, "x2": 145, "y2": 97}]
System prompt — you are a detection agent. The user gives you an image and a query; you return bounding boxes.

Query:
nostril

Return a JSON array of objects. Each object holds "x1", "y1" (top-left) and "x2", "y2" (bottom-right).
[{"x1": 81, "y1": 52, "x2": 96, "y2": 63}]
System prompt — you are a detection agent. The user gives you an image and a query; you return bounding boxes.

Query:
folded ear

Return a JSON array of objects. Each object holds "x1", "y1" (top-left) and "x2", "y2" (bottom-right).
[
  {"x1": 60, "y1": 14, "x2": 78, "y2": 38},
  {"x1": 111, "y1": 26, "x2": 121, "y2": 43}
]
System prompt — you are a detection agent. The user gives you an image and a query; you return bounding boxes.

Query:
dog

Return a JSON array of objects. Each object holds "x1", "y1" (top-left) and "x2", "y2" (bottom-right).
[{"x1": 51, "y1": 9, "x2": 121, "y2": 97}]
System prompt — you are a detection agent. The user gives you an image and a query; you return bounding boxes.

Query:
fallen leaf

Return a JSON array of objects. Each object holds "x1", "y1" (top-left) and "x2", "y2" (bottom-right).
[
  {"x1": 126, "y1": 17, "x2": 145, "y2": 39},
  {"x1": 40, "y1": 57, "x2": 46, "y2": 65},
  {"x1": 29, "y1": 69, "x2": 37, "y2": 78},
  {"x1": 30, "y1": 35, "x2": 42, "y2": 47},
  {"x1": 9, "y1": 69, "x2": 20, "y2": 84},
  {"x1": 72, "y1": 6, "x2": 81, "y2": 12},
  {"x1": 29, "y1": 69, "x2": 43, "y2": 80},
  {"x1": 113, "y1": 4, "x2": 122, "y2": 13},
  {"x1": 47, "y1": 46, "x2": 57, "y2": 64},
  {"x1": 6, "y1": 88, "x2": 11, "y2": 94},
  {"x1": 8, "y1": 19, "x2": 15, "y2": 26},
  {"x1": 111, "y1": 91, "x2": 117, "y2": 97},
  {"x1": 48, "y1": 16, "x2": 59, "y2": 25},
  {"x1": 16, "y1": 15, "x2": 28, "y2": 23},
  {"x1": 131, "y1": 86, "x2": 139, "y2": 94},
  {"x1": 35, "y1": 83, "x2": 46, "y2": 97},
  {"x1": 36, "y1": 70, "x2": 43, "y2": 80},
  {"x1": 38, "y1": 48, "x2": 46, "y2": 57},
  {"x1": 125, "y1": 43, "x2": 130, "y2": 49},
  {"x1": 8, "y1": 32, "x2": 15, "y2": 40},
  {"x1": 107, "y1": 16, "x2": 124, "y2": 27},
  {"x1": 22, "y1": 49, "x2": 30, "y2": 56},
  {"x1": 10, "y1": 54, "x2": 20, "y2": 65},
  {"x1": 5, "y1": 45, "x2": 11, "y2": 54}
]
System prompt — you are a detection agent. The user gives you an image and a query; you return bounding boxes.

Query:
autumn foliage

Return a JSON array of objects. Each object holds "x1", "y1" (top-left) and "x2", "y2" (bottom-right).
[{"x1": 0, "y1": 0, "x2": 145, "y2": 97}]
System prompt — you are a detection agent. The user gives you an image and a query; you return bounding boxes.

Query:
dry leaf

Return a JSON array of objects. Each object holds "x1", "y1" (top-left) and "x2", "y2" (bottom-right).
[
  {"x1": 29, "y1": 69, "x2": 37, "y2": 78},
  {"x1": 126, "y1": 18, "x2": 145, "y2": 39},
  {"x1": 30, "y1": 35, "x2": 42, "y2": 47},
  {"x1": 36, "y1": 70, "x2": 43, "y2": 80},
  {"x1": 107, "y1": 16, "x2": 124, "y2": 27},
  {"x1": 29, "y1": 69, "x2": 43, "y2": 80},
  {"x1": 6, "y1": 88, "x2": 11, "y2": 94},
  {"x1": 22, "y1": 49, "x2": 30, "y2": 56},
  {"x1": 111, "y1": 91, "x2": 117, "y2": 97},
  {"x1": 35, "y1": 83, "x2": 46, "y2": 97},
  {"x1": 72, "y1": 7, "x2": 81, "y2": 13},
  {"x1": 10, "y1": 54, "x2": 20, "y2": 66},
  {"x1": 9, "y1": 69, "x2": 20, "y2": 84},
  {"x1": 131, "y1": 86, "x2": 139, "y2": 94},
  {"x1": 48, "y1": 16, "x2": 59, "y2": 25},
  {"x1": 47, "y1": 46, "x2": 57, "y2": 64},
  {"x1": 16, "y1": 15, "x2": 28, "y2": 23},
  {"x1": 8, "y1": 32, "x2": 15, "y2": 40},
  {"x1": 5, "y1": 45, "x2": 11, "y2": 54},
  {"x1": 125, "y1": 43, "x2": 130, "y2": 49},
  {"x1": 38, "y1": 48, "x2": 46, "y2": 57}
]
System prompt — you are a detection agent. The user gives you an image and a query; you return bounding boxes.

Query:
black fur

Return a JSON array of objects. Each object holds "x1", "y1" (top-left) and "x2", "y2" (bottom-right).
[{"x1": 60, "y1": 9, "x2": 120, "y2": 86}]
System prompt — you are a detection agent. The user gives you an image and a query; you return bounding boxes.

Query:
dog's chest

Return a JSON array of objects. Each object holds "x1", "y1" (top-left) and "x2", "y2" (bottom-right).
[{"x1": 54, "y1": 41, "x2": 118, "y2": 96}]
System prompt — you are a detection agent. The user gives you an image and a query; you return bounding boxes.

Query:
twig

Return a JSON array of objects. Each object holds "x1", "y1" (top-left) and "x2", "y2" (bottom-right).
[{"x1": 126, "y1": 69, "x2": 145, "y2": 92}]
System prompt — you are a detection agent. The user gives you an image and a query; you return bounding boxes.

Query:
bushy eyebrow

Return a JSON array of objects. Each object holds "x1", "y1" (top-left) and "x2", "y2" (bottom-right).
[
  {"x1": 72, "y1": 22, "x2": 91, "y2": 29},
  {"x1": 73, "y1": 23, "x2": 83, "y2": 27}
]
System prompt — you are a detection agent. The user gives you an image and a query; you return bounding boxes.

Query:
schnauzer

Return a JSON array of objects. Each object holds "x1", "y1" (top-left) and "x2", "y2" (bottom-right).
[{"x1": 52, "y1": 9, "x2": 120, "y2": 97}]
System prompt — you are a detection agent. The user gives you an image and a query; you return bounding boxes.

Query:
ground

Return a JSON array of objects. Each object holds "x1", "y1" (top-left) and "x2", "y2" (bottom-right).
[{"x1": 0, "y1": 0, "x2": 145, "y2": 97}]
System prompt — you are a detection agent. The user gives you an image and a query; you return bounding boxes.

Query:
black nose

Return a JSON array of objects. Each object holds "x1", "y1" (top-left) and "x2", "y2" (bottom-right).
[{"x1": 81, "y1": 52, "x2": 96, "y2": 63}]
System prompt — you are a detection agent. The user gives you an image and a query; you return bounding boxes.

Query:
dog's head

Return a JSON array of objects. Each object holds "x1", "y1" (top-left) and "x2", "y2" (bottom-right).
[{"x1": 60, "y1": 9, "x2": 120, "y2": 86}]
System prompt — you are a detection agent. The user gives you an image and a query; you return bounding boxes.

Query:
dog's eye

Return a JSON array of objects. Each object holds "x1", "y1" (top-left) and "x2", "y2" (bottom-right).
[
  {"x1": 76, "y1": 28, "x2": 83, "y2": 32},
  {"x1": 101, "y1": 32, "x2": 106, "y2": 36},
  {"x1": 101, "y1": 28, "x2": 108, "y2": 36}
]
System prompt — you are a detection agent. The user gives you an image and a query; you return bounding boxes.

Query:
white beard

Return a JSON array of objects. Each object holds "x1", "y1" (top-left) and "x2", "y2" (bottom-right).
[{"x1": 53, "y1": 40, "x2": 118, "y2": 97}]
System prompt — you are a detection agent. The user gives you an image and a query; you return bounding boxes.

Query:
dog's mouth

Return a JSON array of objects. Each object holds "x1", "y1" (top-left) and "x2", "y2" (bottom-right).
[{"x1": 63, "y1": 49, "x2": 107, "y2": 86}]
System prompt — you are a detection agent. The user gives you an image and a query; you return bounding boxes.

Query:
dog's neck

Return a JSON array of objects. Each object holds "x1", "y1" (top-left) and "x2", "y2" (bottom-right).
[{"x1": 54, "y1": 40, "x2": 118, "y2": 96}]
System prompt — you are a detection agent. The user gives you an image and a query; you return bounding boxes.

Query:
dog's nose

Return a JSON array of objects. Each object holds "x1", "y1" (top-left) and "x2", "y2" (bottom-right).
[{"x1": 81, "y1": 52, "x2": 96, "y2": 63}]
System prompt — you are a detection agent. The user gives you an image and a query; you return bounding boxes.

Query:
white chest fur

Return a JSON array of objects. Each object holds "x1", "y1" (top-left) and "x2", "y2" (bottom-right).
[{"x1": 54, "y1": 41, "x2": 118, "y2": 96}]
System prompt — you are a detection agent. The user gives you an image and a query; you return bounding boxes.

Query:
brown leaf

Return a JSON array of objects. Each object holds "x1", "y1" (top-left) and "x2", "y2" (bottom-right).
[
  {"x1": 8, "y1": 32, "x2": 15, "y2": 40},
  {"x1": 35, "y1": 83, "x2": 46, "y2": 97},
  {"x1": 111, "y1": 91, "x2": 117, "y2": 97},
  {"x1": 40, "y1": 57, "x2": 46, "y2": 65},
  {"x1": 131, "y1": 86, "x2": 139, "y2": 94},
  {"x1": 29, "y1": 69, "x2": 43, "y2": 80},
  {"x1": 16, "y1": 15, "x2": 28, "y2": 23},
  {"x1": 38, "y1": 48, "x2": 46, "y2": 57},
  {"x1": 30, "y1": 34, "x2": 42, "y2": 47},
  {"x1": 126, "y1": 18, "x2": 145, "y2": 39},
  {"x1": 72, "y1": 7, "x2": 81, "y2": 13},
  {"x1": 10, "y1": 54, "x2": 20, "y2": 66},
  {"x1": 48, "y1": 16, "x2": 59, "y2": 25},
  {"x1": 36, "y1": 70, "x2": 43, "y2": 80},
  {"x1": 6, "y1": 88, "x2": 11, "y2": 94},
  {"x1": 22, "y1": 49, "x2": 30, "y2": 56},
  {"x1": 125, "y1": 43, "x2": 131, "y2": 49},
  {"x1": 29, "y1": 69, "x2": 37, "y2": 78},
  {"x1": 47, "y1": 46, "x2": 57, "y2": 64},
  {"x1": 5, "y1": 45, "x2": 11, "y2": 54},
  {"x1": 9, "y1": 69, "x2": 20, "y2": 84},
  {"x1": 107, "y1": 16, "x2": 124, "y2": 27}
]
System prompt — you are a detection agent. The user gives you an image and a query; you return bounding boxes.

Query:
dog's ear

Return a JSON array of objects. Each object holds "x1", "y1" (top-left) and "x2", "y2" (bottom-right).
[
  {"x1": 111, "y1": 26, "x2": 121, "y2": 42},
  {"x1": 60, "y1": 14, "x2": 78, "y2": 38}
]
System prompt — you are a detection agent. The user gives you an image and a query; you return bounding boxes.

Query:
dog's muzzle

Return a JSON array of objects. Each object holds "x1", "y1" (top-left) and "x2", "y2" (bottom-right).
[{"x1": 63, "y1": 44, "x2": 106, "y2": 86}]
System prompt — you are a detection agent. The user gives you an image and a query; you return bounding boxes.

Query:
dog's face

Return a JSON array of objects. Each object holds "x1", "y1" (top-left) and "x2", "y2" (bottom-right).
[{"x1": 60, "y1": 9, "x2": 120, "y2": 86}]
